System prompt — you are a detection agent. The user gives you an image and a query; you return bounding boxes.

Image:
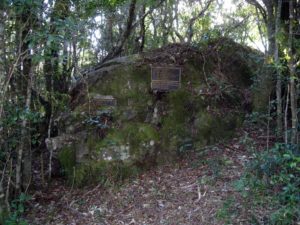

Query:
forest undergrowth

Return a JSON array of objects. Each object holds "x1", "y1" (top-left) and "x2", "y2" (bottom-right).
[{"x1": 21, "y1": 120, "x2": 299, "y2": 225}]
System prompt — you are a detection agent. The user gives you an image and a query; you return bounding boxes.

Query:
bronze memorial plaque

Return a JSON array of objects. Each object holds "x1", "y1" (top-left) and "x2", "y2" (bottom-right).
[
  {"x1": 151, "y1": 66, "x2": 181, "y2": 91},
  {"x1": 93, "y1": 95, "x2": 117, "y2": 107}
]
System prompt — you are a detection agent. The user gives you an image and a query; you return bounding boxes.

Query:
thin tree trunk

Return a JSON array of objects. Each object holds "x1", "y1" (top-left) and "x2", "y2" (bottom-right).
[
  {"x1": 139, "y1": 4, "x2": 146, "y2": 52},
  {"x1": 0, "y1": 181, "x2": 4, "y2": 222},
  {"x1": 174, "y1": 0, "x2": 179, "y2": 31},
  {"x1": 48, "y1": 112, "x2": 53, "y2": 180},
  {"x1": 151, "y1": 14, "x2": 158, "y2": 43},
  {"x1": 16, "y1": 5, "x2": 34, "y2": 193},
  {"x1": 288, "y1": 0, "x2": 297, "y2": 144},
  {"x1": 16, "y1": 66, "x2": 33, "y2": 193},
  {"x1": 62, "y1": 38, "x2": 69, "y2": 87},
  {"x1": 41, "y1": 151, "x2": 45, "y2": 187},
  {"x1": 5, "y1": 159, "x2": 12, "y2": 212},
  {"x1": 267, "y1": 95, "x2": 271, "y2": 151},
  {"x1": 161, "y1": 2, "x2": 169, "y2": 46},
  {"x1": 275, "y1": 0, "x2": 283, "y2": 136},
  {"x1": 107, "y1": 12, "x2": 115, "y2": 51},
  {"x1": 72, "y1": 37, "x2": 78, "y2": 79},
  {"x1": 285, "y1": 85, "x2": 290, "y2": 144},
  {"x1": 0, "y1": 146, "x2": 10, "y2": 218},
  {"x1": 266, "y1": 6, "x2": 275, "y2": 56}
]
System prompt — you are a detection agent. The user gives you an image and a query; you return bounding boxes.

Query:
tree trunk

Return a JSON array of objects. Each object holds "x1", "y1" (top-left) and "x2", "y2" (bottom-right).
[
  {"x1": 15, "y1": 3, "x2": 34, "y2": 194},
  {"x1": 16, "y1": 67, "x2": 33, "y2": 193},
  {"x1": 139, "y1": 4, "x2": 146, "y2": 52},
  {"x1": 43, "y1": 0, "x2": 71, "y2": 147},
  {"x1": 174, "y1": 0, "x2": 179, "y2": 31},
  {"x1": 285, "y1": 84, "x2": 290, "y2": 144},
  {"x1": 288, "y1": 0, "x2": 298, "y2": 144},
  {"x1": 161, "y1": 2, "x2": 169, "y2": 46},
  {"x1": 0, "y1": 181, "x2": 4, "y2": 222},
  {"x1": 275, "y1": 0, "x2": 283, "y2": 136},
  {"x1": 62, "y1": 39, "x2": 69, "y2": 89},
  {"x1": 266, "y1": 3, "x2": 276, "y2": 56},
  {"x1": 151, "y1": 14, "x2": 158, "y2": 43},
  {"x1": 72, "y1": 36, "x2": 78, "y2": 79},
  {"x1": 106, "y1": 11, "x2": 115, "y2": 52},
  {"x1": 246, "y1": 0, "x2": 276, "y2": 112},
  {"x1": 102, "y1": 0, "x2": 137, "y2": 62}
]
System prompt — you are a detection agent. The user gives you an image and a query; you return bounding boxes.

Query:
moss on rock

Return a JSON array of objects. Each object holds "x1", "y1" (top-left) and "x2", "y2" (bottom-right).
[
  {"x1": 54, "y1": 39, "x2": 262, "y2": 186},
  {"x1": 70, "y1": 160, "x2": 140, "y2": 187},
  {"x1": 58, "y1": 146, "x2": 76, "y2": 180}
]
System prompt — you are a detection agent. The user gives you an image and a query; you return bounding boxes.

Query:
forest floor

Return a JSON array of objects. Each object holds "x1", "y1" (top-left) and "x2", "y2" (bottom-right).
[{"x1": 25, "y1": 126, "x2": 271, "y2": 225}]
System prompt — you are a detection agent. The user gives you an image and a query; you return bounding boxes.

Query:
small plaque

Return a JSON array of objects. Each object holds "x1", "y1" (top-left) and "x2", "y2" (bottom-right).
[
  {"x1": 151, "y1": 66, "x2": 181, "y2": 91},
  {"x1": 93, "y1": 95, "x2": 117, "y2": 107}
]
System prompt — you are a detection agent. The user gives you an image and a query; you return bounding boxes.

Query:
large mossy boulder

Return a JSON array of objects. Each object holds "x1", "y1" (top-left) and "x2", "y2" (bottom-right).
[{"x1": 48, "y1": 38, "x2": 263, "y2": 186}]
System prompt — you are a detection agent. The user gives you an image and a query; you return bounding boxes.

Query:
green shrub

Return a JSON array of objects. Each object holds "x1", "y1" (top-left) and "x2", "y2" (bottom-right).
[
  {"x1": 216, "y1": 197, "x2": 236, "y2": 225},
  {"x1": 238, "y1": 143, "x2": 300, "y2": 224},
  {"x1": 4, "y1": 193, "x2": 31, "y2": 225}
]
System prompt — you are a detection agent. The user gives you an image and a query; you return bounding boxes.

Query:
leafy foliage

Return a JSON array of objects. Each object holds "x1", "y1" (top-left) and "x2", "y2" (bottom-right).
[
  {"x1": 4, "y1": 193, "x2": 31, "y2": 225},
  {"x1": 0, "y1": 103, "x2": 41, "y2": 223},
  {"x1": 237, "y1": 143, "x2": 300, "y2": 224}
]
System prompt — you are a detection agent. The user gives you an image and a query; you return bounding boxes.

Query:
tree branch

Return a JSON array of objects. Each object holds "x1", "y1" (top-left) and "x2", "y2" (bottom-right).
[
  {"x1": 187, "y1": 0, "x2": 214, "y2": 43},
  {"x1": 101, "y1": 0, "x2": 166, "y2": 63},
  {"x1": 101, "y1": 0, "x2": 137, "y2": 62},
  {"x1": 245, "y1": 0, "x2": 267, "y2": 24}
]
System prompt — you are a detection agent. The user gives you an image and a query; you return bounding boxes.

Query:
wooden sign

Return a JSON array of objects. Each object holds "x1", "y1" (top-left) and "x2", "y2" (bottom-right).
[
  {"x1": 151, "y1": 66, "x2": 181, "y2": 91},
  {"x1": 93, "y1": 95, "x2": 117, "y2": 107}
]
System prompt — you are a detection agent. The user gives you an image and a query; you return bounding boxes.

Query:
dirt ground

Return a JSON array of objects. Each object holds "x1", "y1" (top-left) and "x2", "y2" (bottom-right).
[{"x1": 25, "y1": 127, "x2": 270, "y2": 225}]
